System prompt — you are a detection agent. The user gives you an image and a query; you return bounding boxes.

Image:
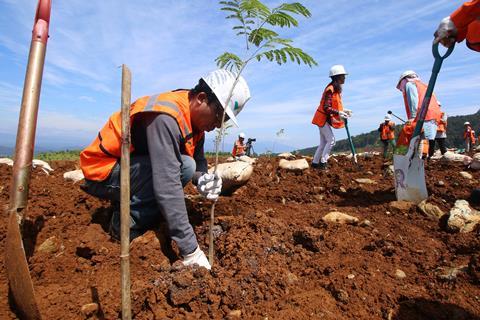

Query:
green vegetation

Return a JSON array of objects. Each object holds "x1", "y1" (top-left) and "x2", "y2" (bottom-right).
[
  {"x1": 35, "y1": 149, "x2": 80, "y2": 161},
  {"x1": 296, "y1": 109, "x2": 480, "y2": 155}
]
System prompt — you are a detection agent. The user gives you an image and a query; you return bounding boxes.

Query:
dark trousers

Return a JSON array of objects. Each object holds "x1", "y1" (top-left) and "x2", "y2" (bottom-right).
[
  {"x1": 83, "y1": 155, "x2": 195, "y2": 241},
  {"x1": 381, "y1": 139, "x2": 395, "y2": 158},
  {"x1": 432, "y1": 138, "x2": 447, "y2": 156}
]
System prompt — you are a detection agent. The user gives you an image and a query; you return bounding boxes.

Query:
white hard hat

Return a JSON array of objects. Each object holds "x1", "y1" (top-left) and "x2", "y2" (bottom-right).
[
  {"x1": 384, "y1": 115, "x2": 391, "y2": 121},
  {"x1": 202, "y1": 69, "x2": 251, "y2": 127},
  {"x1": 239, "y1": 132, "x2": 245, "y2": 139},
  {"x1": 396, "y1": 70, "x2": 417, "y2": 89},
  {"x1": 329, "y1": 65, "x2": 348, "y2": 77},
  {"x1": 464, "y1": 121, "x2": 471, "y2": 125}
]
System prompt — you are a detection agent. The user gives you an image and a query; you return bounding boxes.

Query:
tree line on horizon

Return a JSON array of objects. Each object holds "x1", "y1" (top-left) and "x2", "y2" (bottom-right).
[{"x1": 296, "y1": 109, "x2": 480, "y2": 155}]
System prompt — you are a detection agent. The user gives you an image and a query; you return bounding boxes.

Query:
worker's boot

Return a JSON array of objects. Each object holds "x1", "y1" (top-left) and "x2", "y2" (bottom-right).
[{"x1": 318, "y1": 162, "x2": 328, "y2": 170}]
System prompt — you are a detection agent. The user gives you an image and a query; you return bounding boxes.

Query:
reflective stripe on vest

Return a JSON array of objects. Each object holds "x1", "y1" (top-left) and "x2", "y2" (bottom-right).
[
  {"x1": 311, "y1": 84, "x2": 344, "y2": 129},
  {"x1": 80, "y1": 90, "x2": 203, "y2": 181},
  {"x1": 402, "y1": 79, "x2": 441, "y2": 123}
]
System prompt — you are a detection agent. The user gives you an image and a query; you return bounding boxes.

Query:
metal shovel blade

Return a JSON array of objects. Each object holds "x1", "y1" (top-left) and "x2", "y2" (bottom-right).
[
  {"x1": 6, "y1": 211, "x2": 41, "y2": 319},
  {"x1": 393, "y1": 153, "x2": 427, "y2": 203}
]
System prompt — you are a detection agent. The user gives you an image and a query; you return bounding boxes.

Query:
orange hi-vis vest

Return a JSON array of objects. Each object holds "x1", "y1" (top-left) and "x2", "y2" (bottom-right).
[
  {"x1": 232, "y1": 139, "x2": 246, "y2": 157},
  {"x1": 397, "y1": 121, "x2": 415, "y2": 147},
  {"x1": 464, "y1": 126, "x2": 476, "y2": 144},
  {"x1": 402, "y1": 79, "x2": 441, "y2": 123},
  {"x1": 80, "y1": 90, "x2": 204, "y2": 181},
  {"x1": 451, "y1": 0, "x2": 480, "y2": 52},
  {"x1": 380, "y1": 121, "x2": 395, "y2": 140},
  {"x1": 437, "y1": 114, "x2": 447, "y2": 132},
  {"x1": 312, "y1": 84, "x2": 345, "y2": 129}
]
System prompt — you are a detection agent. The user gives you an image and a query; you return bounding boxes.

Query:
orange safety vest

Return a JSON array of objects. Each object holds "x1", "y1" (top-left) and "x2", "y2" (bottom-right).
[
  {"x1": 397, "y1": 121, "x2": 415, "y2": 147},
  {"x1": 232, "y1": 139, "x2": 246, "y2": 157},
  {"x1": 80, "y1": 90, "x2": 204, "y2": 181},
  {"x1": 380, "y1": 121, "x2": 395, "y2": 140},
  {"x1": 402, "y1": 79, "x2": 441, "y2": 123},
  {"x1": 451, "y1": 0, "x2": 480, "y2": 52},
  {"x1": 464, "y1": 126, "x2": 476, "y2": 144},
  {"x1": 437, "y1": 114, "x2": 447, "y2": 132},
  {"x1": 312, "y1": 84, "x2": 345, "y2": 129}
]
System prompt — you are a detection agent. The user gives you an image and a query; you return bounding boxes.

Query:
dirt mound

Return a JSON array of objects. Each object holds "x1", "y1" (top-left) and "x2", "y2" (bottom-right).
[{"x1": 0, "y1": 156, "x2": 479, "y2": 319}]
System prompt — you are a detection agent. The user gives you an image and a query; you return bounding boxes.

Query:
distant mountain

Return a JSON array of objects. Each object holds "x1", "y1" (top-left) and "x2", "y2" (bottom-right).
[{"x1": 296, "y1": 109, "x2": 480, "y2": 155}]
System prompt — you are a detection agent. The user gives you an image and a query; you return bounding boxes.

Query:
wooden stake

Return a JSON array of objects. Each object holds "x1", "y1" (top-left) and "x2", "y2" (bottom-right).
[{"x1": 120, "y1": 64, "x2": 132, "y2": 320}]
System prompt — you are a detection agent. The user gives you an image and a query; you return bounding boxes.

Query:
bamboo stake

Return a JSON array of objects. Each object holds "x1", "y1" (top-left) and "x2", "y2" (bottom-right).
[{"x1": 120, "y1": 64, "x2": 132, "y2": 320}]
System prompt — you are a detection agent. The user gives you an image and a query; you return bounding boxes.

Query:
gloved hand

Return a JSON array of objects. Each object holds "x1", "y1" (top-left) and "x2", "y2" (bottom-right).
[
  {"x1": 338, "y1": 111, "x2": 349, "y2": 119},
  {"x1": 182, "y1": 246, "x2": 211, "y2": 270},
  {"x1": 197, "y1": 173, "x2": 222, "y2": 200},
  {"x1": 434, "y1": 16, "x2": 457, "y2": 48},
  {"x1": 343, "y1": 108, "x2": 353, "y2": 116}
]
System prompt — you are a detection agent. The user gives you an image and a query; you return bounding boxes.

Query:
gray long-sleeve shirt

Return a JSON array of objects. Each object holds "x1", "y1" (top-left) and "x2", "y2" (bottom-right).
[{"x1": 131, "y1": 112, "x2": 207, "y2": 255}]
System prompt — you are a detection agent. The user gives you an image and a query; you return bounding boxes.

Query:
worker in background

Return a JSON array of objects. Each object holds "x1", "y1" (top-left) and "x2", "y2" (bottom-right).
[
  {"x1": 433, "y1": 104, "x2": 448, "y2": 156},
  {"x1": 464, "y1": 121, "x2": 476, "y2": 153},
  {"x1": 311, "y1": 65, "x2": 352, "y2": 170},
  {"x1": 396, "y1": 70, "x2": 441, "y2": 158},
  {"x1": 232, "y1": 132, "x2": 246, "y2": 158},
  {"x1": 434, "y1": 0, "x2": 480, "y2": 52},
  {"x1": 80, "y1": 69, "x2": 251, "y2": 270},
  {"x1": 378, "y1": 115, "x2": 396, "y2": 159}
]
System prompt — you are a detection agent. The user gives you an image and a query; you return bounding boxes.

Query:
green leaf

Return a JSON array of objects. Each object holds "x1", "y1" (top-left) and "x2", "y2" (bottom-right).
[
  {"x1": 215, "y1": 52, "x2": 243, "y2": 72},
  {"x1": 248, "y1": 28, "x2": 278, "y2": 46},
  {"x1": 266, "y1": 11, "x2": 298, "y2": 27},
  {"x1": 255, "y1": 47, "x2": 317, "y2": 67}
]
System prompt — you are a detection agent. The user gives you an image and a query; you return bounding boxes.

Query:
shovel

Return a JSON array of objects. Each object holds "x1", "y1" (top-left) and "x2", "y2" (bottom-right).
[
  {"x1": 393, "y1": 43, "x2": 454, "y2": 203},
  {"x1": 387, "y1": 110, "x2": 406, "y2": 123},
  {"x1": 6, "y1": 0, "x2": 51, "y2": 319},
  {"x1": 344, "y1": 118, "x2": 358, "y2": 165}
]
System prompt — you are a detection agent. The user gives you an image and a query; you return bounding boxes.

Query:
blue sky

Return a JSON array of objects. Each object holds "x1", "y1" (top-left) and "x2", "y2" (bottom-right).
[{"x1": 1, "y1": 0, "x2": 479, "y2": 153}]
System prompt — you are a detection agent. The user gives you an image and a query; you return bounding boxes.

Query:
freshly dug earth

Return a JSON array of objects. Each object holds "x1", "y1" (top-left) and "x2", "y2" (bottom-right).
[{"x1": 0, "y1": 155, "x2": 479, "y2": 319}]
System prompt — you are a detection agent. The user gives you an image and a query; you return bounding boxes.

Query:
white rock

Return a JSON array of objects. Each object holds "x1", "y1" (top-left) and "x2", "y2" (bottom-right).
[
  {"x1": 447, "y1": 200, "x2": 480, "y2": 233},
  {"x1": 355, "y1": 178, "x2": 377, "y2": 184},
  {"x1": 417, "y1": 200, "x2": 445, "y2": 219},
  {"x1": 238, "y1": 155, "x2": 256, "y2": 164},
  {"x1": 459, "y1": 171, "x2": 473, "y2": 180},
  {"x1": 470, "y1": 153, "x2": 480, "y2": 170},
  {"x1": 395, "y1": 269, "x2": 406, "y2": 279},
  {"x1": 63, "y1": 169, "x2": 84, "y2": 183},
  {"x1": 209, "y1": 161, "x2": 253, "y2": 193},
  {"x1": 441, "y1": 151, "x2": 468, "y2": 163},
  {"x1": 322, "y1": 211, "x2": 359, "y2": 225},
  {"x1": 277, "y1": 152, "x2": 295, "y2": 160},
  {"x1": 32, "y1": 159, "x2": 54, "y2": 174},
  {"x1": 278, "y1": 158, "x2": 309, "y2": 172},
  {"x1": 0, "y1": 158, "x2": 13, "y2": 166}
]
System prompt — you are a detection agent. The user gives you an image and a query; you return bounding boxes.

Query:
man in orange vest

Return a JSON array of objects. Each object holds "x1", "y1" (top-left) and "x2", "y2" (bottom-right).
[
  {"x1": 433, "y1": 105, "x2": 448, "y2": 156},
  {"x1": 396, "y1": 70, "x2": 442, "y2": 158},
  {"x1": 464, "y1": 121, "x2": 476, "y2": 153},
  {"x1": 80, "y1": 69, "x2": 250, "y2": 270},
  {"x1": 378, "y1": 115, "x2": 396, "y2": 159},
  {"x1": 434, "y1": 0, "x2": 480, "y2": 52},
  {"x1": 232, "y1": 132, "x2": 246, "y2": 158}
]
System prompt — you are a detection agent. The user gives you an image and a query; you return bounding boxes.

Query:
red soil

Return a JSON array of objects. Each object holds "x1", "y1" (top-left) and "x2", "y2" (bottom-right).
[{"x1": 0, "y1": 156, "x2": 479, "y2": 319}]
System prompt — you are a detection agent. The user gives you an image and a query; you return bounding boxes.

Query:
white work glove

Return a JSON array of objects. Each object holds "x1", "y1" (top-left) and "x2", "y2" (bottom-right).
[
  {"x1": 197, "y1": 173, "x2": 222, "y2": 200},
  {"x1": 338, "y1": 111, "x2": 349, "y2": 119},
  {"x1": 182, "y1": 246, "x2": 211, "y2": 270},
  {"x1": 434, "y1": 16, "x2": 457, "y2": 48},
  {"x1": 343, "y1": 108, "x2": 353, "y2": 116}
]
